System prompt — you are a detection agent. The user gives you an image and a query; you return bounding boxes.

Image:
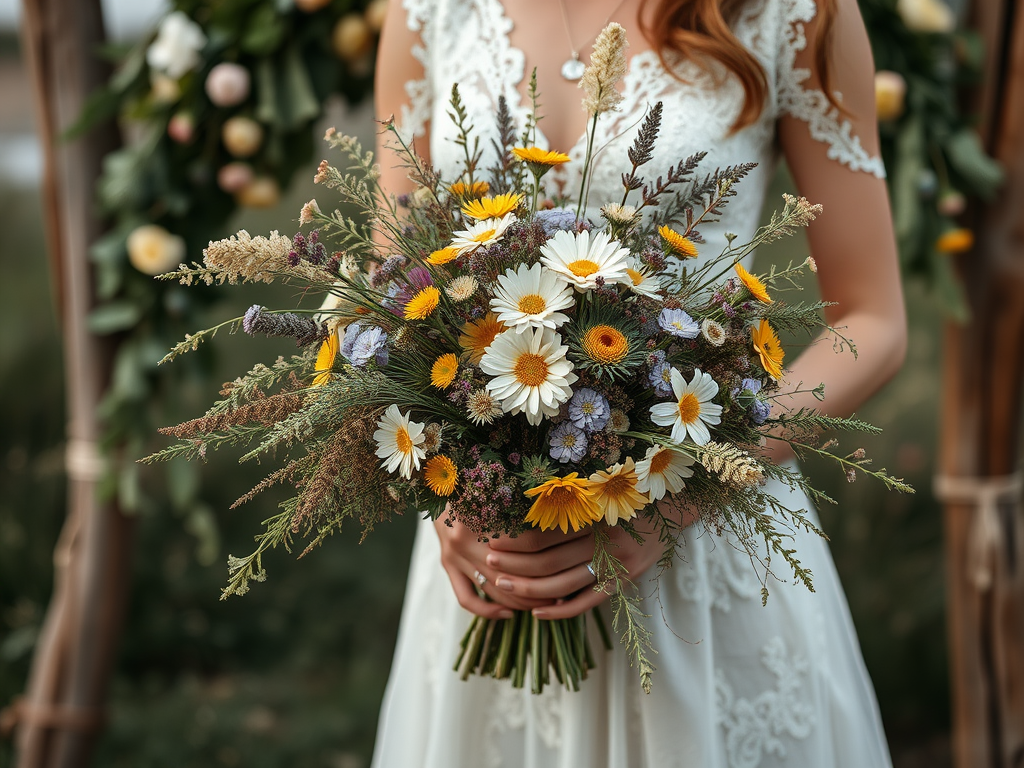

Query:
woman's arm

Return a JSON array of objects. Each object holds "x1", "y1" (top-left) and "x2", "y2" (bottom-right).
[
  {"x1": 768, "y1": 0, "x2": 907, "y2": 461},
  {"x1": 487, "y1": 0, "x2": 907, "y2": 618}
]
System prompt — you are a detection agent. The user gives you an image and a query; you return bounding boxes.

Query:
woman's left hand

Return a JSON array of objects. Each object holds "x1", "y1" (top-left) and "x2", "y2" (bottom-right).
[{"x1": 485, "y1": 522, "x2": 665, "y2": 620}]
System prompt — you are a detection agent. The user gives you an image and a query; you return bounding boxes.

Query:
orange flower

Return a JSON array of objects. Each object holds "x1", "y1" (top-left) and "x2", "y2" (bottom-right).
[
  {"x1": 735, "y1": 263, "x2": 772, "y2": 304},
  {"x1": 449, "y1": 180, "x2": 490, "y2": 198},
  {"x1": 581, "y1": 325, "x2": 629, "y2": 365},
  {"x1": 458, "y1": 312, "x2": 505, "y2": 364},
  {"x1": 312, "y1": 331, "x2": 339, "y2": 386},
  {"x1": 512, "y1": 147, "x2": 571, "y2": 166},
  {"x1": 430, "y1": 353, "x2": 458, "y2": 389},
  {"x1": 751, "y1": 319, "x2": 784, "y2": 380},
  {"x1": 404, "y1": 286, "x2": 440, "y2": 320},
  {"x1": 424, "y1": 455, "x2": 458, "y2": 496},
  {"x1": 936, "y1": 228, "x2": 974, "y2": 254},
  {"x1": 658, "y1": 225, "x2": 698, "y2": 258},
  {"x1": 524, "y1": 474, "x2": 601, "y2": 533},
  {"x1": 462, "y1": 192, "x2": 523, "y2": 220},
  {"x1": 427, "y1": 247, "x2": 459, "y2": 265}
]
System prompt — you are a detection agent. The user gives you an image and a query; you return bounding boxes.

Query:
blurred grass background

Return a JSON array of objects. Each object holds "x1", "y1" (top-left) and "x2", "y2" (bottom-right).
[{"x1": 0, "y1": 27, "x2": 950, "y2": 768}]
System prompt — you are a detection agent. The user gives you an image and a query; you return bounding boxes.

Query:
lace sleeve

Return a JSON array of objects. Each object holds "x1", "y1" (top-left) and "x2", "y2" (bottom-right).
[
  {"x1": 397, "y1": 0, "x2": 435, "y2": 142},
  {"x1": 776, "y1": 0, "x2": 886, "y2": 178}
]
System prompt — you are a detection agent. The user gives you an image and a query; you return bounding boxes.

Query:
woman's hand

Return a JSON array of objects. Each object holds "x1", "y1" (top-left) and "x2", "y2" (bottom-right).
[
  {"x1": 434, "y1": 516, "x2": 556, "y2": 620},
  {"x1": 485, "y1": 521, "x2": 666, "y2": 621}
]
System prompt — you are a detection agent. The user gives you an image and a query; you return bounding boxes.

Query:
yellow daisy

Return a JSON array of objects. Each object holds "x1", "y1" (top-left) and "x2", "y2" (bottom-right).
[
  {"x1": 524, "y1": 473, "x2": 601, "y2": 533},
  {"x1": 589, "y1": 458, "x2": 649, "y2": 526},
  {"x1": 459, "y1": 312, "x2": 505, "y2": 364},
  {"x1": 581, "y1": 325, "x2": 629, "y2": 365},
  {"x1": 512, "y1": 147, "x2": 571, "y2": 166},
  {"x1": 404, "y1": 286, "x2": 441, "y2": 320},
  {"x1": 430, "y1": 353, "x2": 459, "y2": 389},
  {"x1": 427, "y1": 247, "x2": 459, "y2": 265},
  {"x1": 424, "y1": 454, "x2": 458, "y2": 496},
  {"x1": 658, "y1": 226, "x2": 698, "y2": 258},
  {"x1": 312, "y1": 329, "x2": 339, "y2": 386},
  {"x1": 449, "y1": 180, "x2": 490, "y2": 199},
  {"x1": 735, "y1": 263, "x2": 772, "y2": 304},
  {"x1": 462, "y1": 192, "x2": 524, "y2": 221},
  {"x1": 751, "y1": 319, "x2": 784, "y2": 380}
]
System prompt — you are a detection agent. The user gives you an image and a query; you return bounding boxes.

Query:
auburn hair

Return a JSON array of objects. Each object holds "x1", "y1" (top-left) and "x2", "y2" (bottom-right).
[{"x1": 638, "y1": 0, "x2": 839, "y2": 131}]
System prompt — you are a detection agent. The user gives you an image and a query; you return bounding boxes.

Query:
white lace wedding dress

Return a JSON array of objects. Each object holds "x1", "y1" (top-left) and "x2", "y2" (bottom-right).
[{"x1": 371, "y1": 1, "x2": 893, "y2": 766}]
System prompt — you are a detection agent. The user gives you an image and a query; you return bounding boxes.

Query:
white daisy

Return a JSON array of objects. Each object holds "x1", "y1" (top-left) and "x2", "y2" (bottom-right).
[
  {"x1": 490, "y1": 262, "x2": 575, "y2": 334},
  {"x1": 649, "y1": 367, "x2": 723, "y2": 446},
  {"x1": 480, "y1": 326, "x2": 578, "y2": 426},
  {"x1": 373, "y1": 404, "x2": 426, "y2": 479},
  {"x1": 635, "y1": 444, "x2": 695, "y2": 501},
  {"x1": 449, "y1": 213, "x2": 516, "y2": 256},
  {"x1": 540, "y1": 228, "x2": 630, "y2": 291},
  {"x1": 622, "y1": 257, "x2": 665, "y2": 299}
]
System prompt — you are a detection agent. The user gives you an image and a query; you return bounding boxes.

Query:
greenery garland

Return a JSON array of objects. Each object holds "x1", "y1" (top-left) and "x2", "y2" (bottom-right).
[
  {"x1": 864, "y1": 0, "x2": 1003, "y2": 319},
  {"x1": 74, "y1": 0, "x2": 998, "y2": 550},
  {"x1": 72, "y1": 0, "x2": 383, "y2": 555}
]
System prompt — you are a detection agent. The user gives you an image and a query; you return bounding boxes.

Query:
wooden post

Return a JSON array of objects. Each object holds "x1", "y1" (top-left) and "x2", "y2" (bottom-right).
[
  {"x1": 12, "y1": 1, "x2": 135, "y2": 766},
  {"x1": 936, "y1": 0, "x2": 1024, "y2": 765}
]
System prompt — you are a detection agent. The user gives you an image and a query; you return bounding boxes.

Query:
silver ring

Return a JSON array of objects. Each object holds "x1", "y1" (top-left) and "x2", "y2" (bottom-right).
[
  {"x1": 474, "y1": 570, "x2": 488, "y2": 587},
  {"x1": 585, "y1": 562, "x2": 597, "y2": 580}
]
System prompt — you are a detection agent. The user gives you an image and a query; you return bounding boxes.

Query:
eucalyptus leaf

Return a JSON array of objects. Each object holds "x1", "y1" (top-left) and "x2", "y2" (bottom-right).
[
  {"x1": 88, "y1": 301, "x2": 144, "y2": 334},
  {"x1": 944, "y1": 129, "x2": 1004, "y2": 197}
]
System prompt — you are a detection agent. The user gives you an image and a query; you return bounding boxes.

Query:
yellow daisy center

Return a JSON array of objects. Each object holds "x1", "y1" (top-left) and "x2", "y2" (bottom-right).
[
  {"x1": 582, "y1": 325, "x2": 629, "y2": 364},
  {"x1": 678, "y1": 393, "x2": 701, "y2": 424},
  {"x1": 560, "y1": 432, "x2": 578, "y2": 448},
  {"x1": 471, "y1": 228, "x2": 497, "y2": 243},
  {"x1": 514, "y1": 352, "x2": 549, "y2": 387},
  {"x1": 517, "y1": 293, "x2": 548, "y2": 314},
  {"x1": 650, "y1": 449, "x2": 673, "y2": 474},
  {"x1": 567, "y1": 259, "x2": 600, "y2": 277},
  {"x1": 626, "y1": 267, "x2": 645, "y2": 286},
  {"x1": 396, "y1": 427, "x2": 413, "y2": 454}
]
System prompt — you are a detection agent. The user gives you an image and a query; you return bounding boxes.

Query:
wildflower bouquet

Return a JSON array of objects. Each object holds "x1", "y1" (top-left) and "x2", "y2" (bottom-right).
[{"x1": 146, "y1": 24, "x2": 910, "y2": 694}]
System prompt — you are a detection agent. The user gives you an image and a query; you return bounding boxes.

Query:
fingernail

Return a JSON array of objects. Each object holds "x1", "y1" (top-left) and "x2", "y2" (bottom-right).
[
  {"x1": 532, "y1": 609, "x2": 548, "y2": 618},
  {"x1": 485, "y1": 553, "x2": 499, "y2": 567},
  {"x1": 496, "y1": 577, "x2": 513, "y2": 591},
  {"x1": 498, "y1": 610, "x2": 514, "y2": 619}
]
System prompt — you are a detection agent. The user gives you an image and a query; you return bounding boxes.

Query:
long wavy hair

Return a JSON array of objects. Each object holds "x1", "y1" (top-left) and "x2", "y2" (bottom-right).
[{"x1": 638, "y1": 0, "x2": 839, "y2": 131}]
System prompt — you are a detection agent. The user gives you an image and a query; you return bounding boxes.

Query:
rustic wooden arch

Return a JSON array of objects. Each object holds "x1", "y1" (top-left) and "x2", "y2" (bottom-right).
[{"x1": 5, "y1": 0, "x2": 1024, "y2": 766}]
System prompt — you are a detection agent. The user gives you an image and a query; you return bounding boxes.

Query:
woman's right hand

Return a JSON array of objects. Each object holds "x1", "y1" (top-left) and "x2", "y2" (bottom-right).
[{"x1": 434, "y1": 516, "x2": 557, "y2": 620}]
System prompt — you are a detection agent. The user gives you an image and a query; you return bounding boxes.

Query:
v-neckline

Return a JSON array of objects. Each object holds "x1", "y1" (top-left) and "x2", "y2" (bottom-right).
[{"x1": 486, "y1": 0, "x2": 659, "y2": 157}]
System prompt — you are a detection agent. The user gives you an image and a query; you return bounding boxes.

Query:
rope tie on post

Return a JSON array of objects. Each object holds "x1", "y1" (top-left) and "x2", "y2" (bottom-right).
[{"x1": 933, "y1": 471, "x2": 1024, "y2": 592}]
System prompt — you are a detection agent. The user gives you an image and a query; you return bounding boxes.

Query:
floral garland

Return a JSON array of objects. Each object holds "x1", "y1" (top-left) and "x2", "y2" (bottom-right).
[
  {"x1": 74, "y1": 0, "x2": 383, "y2": 542},
  {"x1": 868, "y1": 0, "x2": 1003, "y2": 318}
]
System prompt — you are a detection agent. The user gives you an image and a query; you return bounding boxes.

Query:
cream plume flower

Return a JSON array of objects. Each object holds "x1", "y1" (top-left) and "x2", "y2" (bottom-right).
[{"x1": 580, "y1": 22, "x2": 627, "y2": 116}]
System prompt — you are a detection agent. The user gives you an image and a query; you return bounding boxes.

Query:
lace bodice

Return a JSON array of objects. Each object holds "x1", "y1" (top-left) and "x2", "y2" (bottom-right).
[{"x1": 398, "y1": 0, "x2": 883, "y2": 258}]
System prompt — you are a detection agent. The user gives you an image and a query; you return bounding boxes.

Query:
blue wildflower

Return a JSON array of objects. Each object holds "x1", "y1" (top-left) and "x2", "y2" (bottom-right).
[
  {"x1": 549, "y1": 422, "x2": 588, "y2": 464},
  {"x1": 534, "y1": 207, "x2": 578, "y2": 236},
  {"x1": 658, "y1": 308, "x2": 700, "y2": 339},
  {"x1": 568, "y1": 388, "x2": 611, "y2": 433},
  {"x1": 647, "y1": 350, "x2": 674, "y2": 397},
  {"x1": 349, "y1": 326, "x2": 388, "y2": 367},
  {"x1": 751, "y1": 398, "x2": 771, "y2": 424}
]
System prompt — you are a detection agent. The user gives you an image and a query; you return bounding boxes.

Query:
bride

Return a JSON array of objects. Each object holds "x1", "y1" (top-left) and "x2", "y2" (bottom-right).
[{"x1": 369, "y1": 0, "x2": 907, "y2": 765}]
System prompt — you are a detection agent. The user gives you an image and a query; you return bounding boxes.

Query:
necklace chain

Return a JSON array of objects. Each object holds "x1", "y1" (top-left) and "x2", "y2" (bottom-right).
[{"x1": 556, "y1": 0, "x2": 629, "y2": 78}]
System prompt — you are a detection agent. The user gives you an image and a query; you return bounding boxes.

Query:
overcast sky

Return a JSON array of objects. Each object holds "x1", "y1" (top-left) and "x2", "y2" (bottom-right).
[{"x1": 0, "y1": 0, "x2": 167, "y2": 39}]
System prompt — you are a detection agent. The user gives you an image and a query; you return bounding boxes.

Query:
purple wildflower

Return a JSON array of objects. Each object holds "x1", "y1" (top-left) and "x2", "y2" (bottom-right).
[
  {"x1": 242, "y1": 304, "x2": 263, "y2": 335},
  {"x1": 549, "y1": 422, "x2": 588, "y2": 464},
  {"x1": 534, "y1": 207, "x2": 578, "y2": 235},
  {"x1": 568, "y1": 388, "x2": 611, "y2": 433},
  {"x1": 648, "y1": 351, "x2": 674, "y2": 397}
]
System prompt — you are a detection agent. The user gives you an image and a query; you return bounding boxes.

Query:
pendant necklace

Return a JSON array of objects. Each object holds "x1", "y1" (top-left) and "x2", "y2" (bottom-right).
[{"x1": 556, "y1": 0, "x2": 629, "y2": 81}]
